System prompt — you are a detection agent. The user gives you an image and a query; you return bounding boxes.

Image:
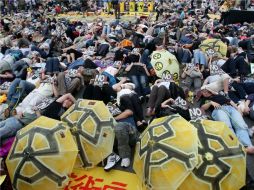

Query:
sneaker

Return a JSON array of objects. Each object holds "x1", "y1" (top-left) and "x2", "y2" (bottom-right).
[
  {"x1": 104, "y1": 153, "x2": 120, "y2": 171},
  {"x1": 121, "y1": 158, "x2": 130, "y2": 168}
]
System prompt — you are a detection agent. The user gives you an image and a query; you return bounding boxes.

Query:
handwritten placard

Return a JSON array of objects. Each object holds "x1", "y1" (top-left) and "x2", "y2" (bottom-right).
[
  {"x1": 189, "y1": 107, "x2": 208, "y2": 120},
  {"x1": 36, "y1": 97, "x2": 55, "y2": 111},
  {"x1": 251, "y1": 63, "x2": 254, "y2": 74},
  {"x1": 174, "y1": 96, "x2": 188, "y2": 110},
  {"x1": 112, "y1": 61, "x2": 122, "y2": 68},
  {"x1": 161, "y1": 70, "x2": 172, "y2": 81},
  {"x1": 94, "y1": 74, "x2": 107, "y2": 87},
  {"x1": 107, "y1": 102, "x2": 122, "y2": 116},
  {"x1": 210, "y1": 63, "x2": 225, "y2": 75}
]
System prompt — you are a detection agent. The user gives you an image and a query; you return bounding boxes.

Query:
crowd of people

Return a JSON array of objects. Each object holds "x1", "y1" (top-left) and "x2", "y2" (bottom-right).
[{"x1": 1, "y1": 0, "x2": 254, "y2": 188}]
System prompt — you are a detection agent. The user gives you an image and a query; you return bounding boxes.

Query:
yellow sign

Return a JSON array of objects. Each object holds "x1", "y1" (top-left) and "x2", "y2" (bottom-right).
[
  {"x1": 120, "y1": 2, "x2": 125, "y2": 12},
  {"x1": 148, "y1": 2, "x2": 154, "y2": 12},
  {"x1": 138, "y1": 2, "x2": 144, "y2": 12},
  {"x1": 129, "y1": 2, "x2": 135, "y2": 12},
  {"x1": 63, "y1": 167, "x2": 145, "y2": 190}
]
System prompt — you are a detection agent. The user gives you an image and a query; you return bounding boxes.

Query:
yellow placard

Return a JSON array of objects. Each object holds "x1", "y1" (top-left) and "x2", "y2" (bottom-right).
[
  {"x1": 148, "y1": 2, "x2": 154, "y2": 12},
  {"x1": 0, "y1": 175, "x2": 6, "y2": 186},
  {"x1": 129, "y1": 2, "x2": 135, "y2": 12},
  {"x1": 120, "y1": 2, "x2": 125, "y2": 12},
  {"x1": 138, "y1": 2, "x2": 144, "y2": 12},
  {"x1": 63, "y1": 167, "x2": 145, "y2": 190}
]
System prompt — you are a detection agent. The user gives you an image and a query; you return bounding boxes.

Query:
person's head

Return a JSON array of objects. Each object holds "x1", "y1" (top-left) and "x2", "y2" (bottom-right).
[
  {"x1": 154, "y1": 37, "x2": 164, "y2": 50},
  {"x1": 201, "y1": 89, "x2": 213, "y2": 97},
  {"x1": 62, "y1": 98, "x2": 74, "y2": 109}
]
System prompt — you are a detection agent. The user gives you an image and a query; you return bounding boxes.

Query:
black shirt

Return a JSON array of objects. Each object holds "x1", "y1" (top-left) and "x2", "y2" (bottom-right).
[
  {"x1": 43, "y1": 101, "x2": 65, "y2": 120},
  {"x1": 201, "y1": 95, "x2": 231, "y2": 112},
  {"x1": 207, "y1": 95, "x2": 230, "y2": 105}
]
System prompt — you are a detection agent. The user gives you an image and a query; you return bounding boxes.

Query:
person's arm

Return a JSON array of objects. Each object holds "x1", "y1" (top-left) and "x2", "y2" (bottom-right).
[
  {"x1": 142, "y1": 64, "x2": 150, "y2": 76},
  {"x1": 57, "y1": 93, "x2": 76, "y2": 104},
  {"x1": 230, "y1": 100, "x2": 239, "y2": 110},
  {"x1": 0, "y1": 72, "x2": 14, "y2": 79},
  {"x1": 112, "y1": 77, "x2": 127, "y2": 92},
  {"x1": 230, "y1": 100, "x2": 243, "y2": 115},
  {"x1": 161, "y1": 98, "x2": 174, "y2": 108},
  {"x1": 52, "y1": 82, "x2": 59, "y2": 97},
  {"x1": 181, "y1": 66, "x2": 189, "y2": 78},
  {"x1": 125, "y1": 63, "x2": 133, "y2": 72},
  {"x1": 114, "y1": 109, "x2": 133, "y2": 121},
  {"x1": 202, "y1": 77, "x2": 209, "y2": 85},
  {"x1": 201, "y1": 101, "x2": 221, "y2": 111}
]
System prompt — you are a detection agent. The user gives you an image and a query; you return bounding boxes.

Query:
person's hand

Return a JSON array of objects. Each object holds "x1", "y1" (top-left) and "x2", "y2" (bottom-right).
[
  {"x1": 211, "y1": 101, "x2": 221, "y2": 109},
  {"x1": 234, "y1": 76, "x2": 241, "y2": 83},
  {"x1": 243, "y1": 106, "x2": 250, "y2": 114},
  {"x1": 168, "y1": 98, "x2": 175, "y2": 104},
  {"x1": 78, "y1": 66, "x2": 85, "y2": 73}
]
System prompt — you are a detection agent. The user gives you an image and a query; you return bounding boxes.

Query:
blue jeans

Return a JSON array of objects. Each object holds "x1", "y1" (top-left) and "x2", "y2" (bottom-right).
[
  {"x1": 7, "y1": 78, "x2": 35, "y2": 108},
  {"x1": 129, "y1": 75, "x2": 149, "y2": 96},
  {"x1": 212, "y1": 105, "x2": 252, "y2": 146},
  {"x1": 140, "y1": 49, "x2": 153, "y2": 69},
  {"x1": 0, "y1": 117, "x2": 23, "y2": 141},
  {"x1": 45, "y1": 57, "x2": 61, "y2": 74},
  {"x1": 31, "y1": 45, "x2": 47, "y2": 59},
  {"x1": 102, "y1": 25, "x2": 111, "y2": 36},
  {"x1": 194, "y1": 49, "x2": 207, "y2": 66},
  {"x1": 68, "y1": 58, "x2": 85, "y2": 70},
  {"x1": 102, "y1": 71, "x2": 116, "y2": 87}
]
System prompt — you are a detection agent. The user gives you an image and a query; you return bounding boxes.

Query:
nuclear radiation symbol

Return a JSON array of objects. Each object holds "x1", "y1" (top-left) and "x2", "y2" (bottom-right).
[
  {"x1": 155, "y1": 62, "x2": 163, "y2": 71},
  {"x1": 173, "y1": 73, "x2": 179, "y2": 81},
  {"x1": 61, "y1": 103, "x2": 114, "y2": 168},
  {"x1": 9, "y1": 123, "x2": 66, "y2": 189},
  {"x1": 137, "y1": 115, "x2": 196, "y2": 189},
  {"x1": 153, "y1": 53, "x2": 161, "y2": 60},
  {"x1": 200, "y1": 40, "x2": 224, "y2": 56},
  {"x1": 191, "y1": 121, "x2": 245, "y2": 189}
]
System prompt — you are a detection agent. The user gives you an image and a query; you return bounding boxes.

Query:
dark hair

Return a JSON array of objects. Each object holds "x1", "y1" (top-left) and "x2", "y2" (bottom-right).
[
  {"x1": 125, "y1": 54, "x2": 140, "y2": 64},
  {"x1": 154, "y1": 37, "x2": 164, "y2": 47}
]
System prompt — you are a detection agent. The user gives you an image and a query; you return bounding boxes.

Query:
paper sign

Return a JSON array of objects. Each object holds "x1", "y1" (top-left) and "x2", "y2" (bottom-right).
[
  {"x1": 94, "y1": 74, "x2": 107, "y2": 87},
  {"x1": 186, "y1": 63, "x2": 195, "y2": 70},
  {"x1": 107, "y1": 102, "x2": 122, "y2": 117},
  {"x1": 206, "y1": 48, "x2": 215, "y2": 56},
  {"x1": 113, "y1": 61, "x2": 122, "y2": 68},
  {"x1": 189, "y1": 107, "x2": 208, "y2": 120},
  {"x1": 132, "y1": 48, "x2": 141, "y2": 55},
  {"x1": 161, "y1": 70, "x2": 172, "y2": 81},
  {"x1": 36, "y1": 97, "x2": 55, "y2": 111},
  {"x1": 251, "y1": 63, "x2": 254, "y2": 74},
  {"x1": 174, "y1": 96, "x2": 188, "y2": 110},
  {"x1": 210, "y1": 63, "x2": 225, "y2": 75}
]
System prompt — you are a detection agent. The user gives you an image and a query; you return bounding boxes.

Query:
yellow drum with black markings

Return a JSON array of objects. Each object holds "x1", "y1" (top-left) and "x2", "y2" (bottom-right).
[
  {"x1": 178, "y1": 120, "x2": 246, "y2": 190},
  {"x1": 61, "y1": 99, "x2": 115, "y2": 169},
  {"x1": 6, "y1": 117, "x2": 78, "y2": 190},
  {"x1": 133, "y1": 115, "x2": 198, "y2": 190}
]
